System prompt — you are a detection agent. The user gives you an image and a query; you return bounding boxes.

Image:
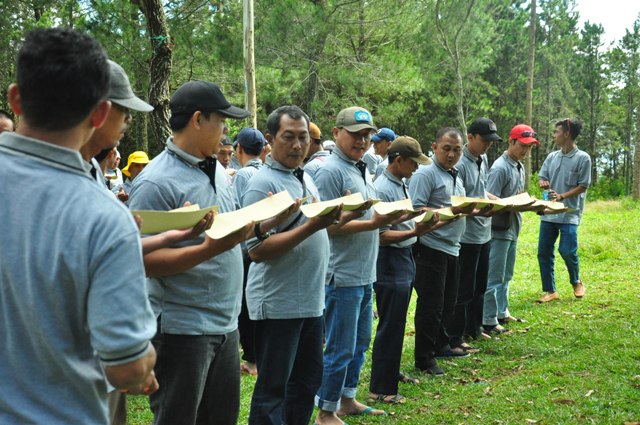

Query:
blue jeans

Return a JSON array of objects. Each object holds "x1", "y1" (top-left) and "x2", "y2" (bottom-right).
[
  {"x1": 315, "y1": 282, "x2": 373, "y2": 412},
  {"x1": 483, "y1": 239, "x2": 517, "y2": 326},
  {"x1": 537, "y1": 221, "x2": 580, "y2": 292},
  {"x1": 249, "y1": 317, "x2": 323, "y2": 425}
]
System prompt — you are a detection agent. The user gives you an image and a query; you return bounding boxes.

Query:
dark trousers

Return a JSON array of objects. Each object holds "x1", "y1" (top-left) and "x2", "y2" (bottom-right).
[
  {"x1": 150, "y1": 330, "x2": 240, "y2": 425},
  {"x1": 249, "y1": 317, "x2": 323, "y2": 425},
  {"x1": 449, "y1": 241, "x2": 490, "y2": 346},
  {"x1": 413, "y1": 244, "x2": 460, "y2": 368},
  {"x1": 370, "y1": 247, "x2": 414, "y2": 395},
  {"x1": 239, "y1": 255, "x2": 256, "y2": 363}
]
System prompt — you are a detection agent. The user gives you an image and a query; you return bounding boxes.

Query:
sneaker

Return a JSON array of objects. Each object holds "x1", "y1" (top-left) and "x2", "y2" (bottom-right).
[
  {"x1": 573, "y1": 281, "x2": 585, "y2": 298},
  {"x1": 435, "y1": 347, "x2": 470, "y2": 358},
  {"x1": 417, "y1": 361, "x2": 445, "y2": 377},
  {"x1": 536, "y1": 292, "x2": 559, "y2": 303}
]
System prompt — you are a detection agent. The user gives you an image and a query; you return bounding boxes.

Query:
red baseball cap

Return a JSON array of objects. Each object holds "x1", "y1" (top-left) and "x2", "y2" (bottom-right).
[{"x1": 509, "y1": 124, "x2": 539, "y2": 145}]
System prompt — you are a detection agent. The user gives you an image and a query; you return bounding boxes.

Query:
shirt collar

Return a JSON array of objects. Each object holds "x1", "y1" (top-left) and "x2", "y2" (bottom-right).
[
  {"x1": 382, "y1": 168, "x2": 404, "y2": 186},
  {"x1": 0, "y1": 132, "x2": 88, "y2": 174},
  {"x1": 166, "y1": 137, "x2": 206, "y2": 167},
  {"x1": 333, "y1": 145, "x2": 357, "y2": 164},
  {"x1": 502, "y1": 151, "x2": 521, "y2": 168},
  {"x1": 462, "y1": 145, "x2": 479, "y2": 162},
  {"x1": 308, "y1": 151, "x2": 329, "y2": 162},
  {"x1": 266, "y1": 155, "x2": 296, "y2": 173},
  {"x1": 433, "y1": 159, "x2": 458, "y2": 174},
  {"x1": 561, "y1": 146, "x2": 579, "y2": 158}
]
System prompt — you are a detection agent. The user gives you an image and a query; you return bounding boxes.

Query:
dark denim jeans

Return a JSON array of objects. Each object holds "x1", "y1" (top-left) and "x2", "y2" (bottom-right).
[
  {"x1": 150, "y1": 330, "x2": 240, "y2": 425},
  {"x1": 249, "y1": 317, "x2": 323, "y2": 425},
  {"x1": 537, "y1": 221, "x2": 580, "y2": 292}
]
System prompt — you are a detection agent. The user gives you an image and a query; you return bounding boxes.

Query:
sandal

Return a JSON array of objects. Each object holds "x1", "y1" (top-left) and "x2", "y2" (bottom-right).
[
  {"x1": 498, "y1": 316, "x2": 526, "y2": 324},
  {"x1": 398, "y1": 372, "x2": 420, "y2": 385},
  {"x1": 483, "y1": 324, "x2": 512, "y2": 335},
  {"x1": 368, "y1": 393, "x2": 406, "y2": 404}
]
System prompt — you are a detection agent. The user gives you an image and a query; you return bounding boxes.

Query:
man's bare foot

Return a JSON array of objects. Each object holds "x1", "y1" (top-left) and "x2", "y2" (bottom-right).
[
  {"x1": 314, "y1": 409, "x2": 345, "y2": 425},
  {"x1": 240, "y1": 361, "x2": 257, "y2": 376},
  {"x1": 337, "y1": 397, "x2": 386, "y2": 416}
]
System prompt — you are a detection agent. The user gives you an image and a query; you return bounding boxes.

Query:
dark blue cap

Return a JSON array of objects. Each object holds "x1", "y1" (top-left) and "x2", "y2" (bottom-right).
[
  {"x1": 371, "y1": 127, "x2": 397, "y2": 143},
  {"x1": 234, "y1": 127, "x2": 266, "y2": 152}
]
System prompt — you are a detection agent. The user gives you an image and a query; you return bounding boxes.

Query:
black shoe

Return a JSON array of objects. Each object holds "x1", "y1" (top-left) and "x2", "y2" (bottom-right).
[
  {"x1": 417, "y1": 360, "x2": 445, "y2": 377},
  {"x1": 435, "y1": 347, "x2": 470, "y2": 358}
]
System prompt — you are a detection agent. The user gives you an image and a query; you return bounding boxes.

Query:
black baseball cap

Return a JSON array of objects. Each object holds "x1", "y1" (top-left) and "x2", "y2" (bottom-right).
[
  {"x1": 170, "y1": 80, "x2": 250, "y2": 119},
  {"x1": 468, "y1": 117, "x2": 502, "y2": 142}
]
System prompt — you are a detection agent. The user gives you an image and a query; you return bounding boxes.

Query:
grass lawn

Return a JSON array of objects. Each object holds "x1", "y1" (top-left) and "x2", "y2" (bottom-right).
[{"x1": 128, "y1": 199, "x2": 640, "y2": 424}]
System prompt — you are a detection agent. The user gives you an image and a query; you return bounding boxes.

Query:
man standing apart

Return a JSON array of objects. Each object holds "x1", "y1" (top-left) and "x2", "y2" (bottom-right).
[
  {"x1": 410, "y1": 128, "x2": 477, "y2": 377},
  {"x1": 0, "y1": 28, "x2": 157, "y2": 424},
  {"x1": 369, "y1": 137, "x2": 435, "y2": 404},
  {"x1": 448, "y1": 118, "x2": 501, "y2": 348},
  {"x1": 244, "y1": 106, "x2": 341, "y2": 425},
  {"x1": 536, "y1": 118, "x2": 591, "y2": 302},
  {"x1": 314, "y1": 107, "x2": 395, "y2": 424},
  {"x1": 371, "y1": 127, "x2": 397, "y2": 180},
  {"x1": 129, "y1": 80, "x2": 287, "y2": 425},
  {"x1": 483, "y1": 125, "x2": 540, "y2": 334}
]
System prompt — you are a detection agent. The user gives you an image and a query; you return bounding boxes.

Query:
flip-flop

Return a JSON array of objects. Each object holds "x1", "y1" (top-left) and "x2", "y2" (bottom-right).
[
  {"x1": 368, "y1": 393, "x2": 406, "y2": 404},
  {"x1": 358, "y1": 407, "x2": 387, "y2": 416},
  {"x1": 398, "y1": 372, "x2": 421, "y2": 385}
]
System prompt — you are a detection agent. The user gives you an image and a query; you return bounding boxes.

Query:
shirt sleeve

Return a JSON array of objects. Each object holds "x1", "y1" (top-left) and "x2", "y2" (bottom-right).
[
  {"x1": 314, "y1": 166, "x2": 343, "y2": 201},
  {"x1": 408, "y1": 171, "x2": 433, "y2": 209},
  {"x1": 577, "y1": 154, "x2": 592, "y2": 188},
  {"x1": 487, "y1": 165, "x2": 505, "y2": 197}
]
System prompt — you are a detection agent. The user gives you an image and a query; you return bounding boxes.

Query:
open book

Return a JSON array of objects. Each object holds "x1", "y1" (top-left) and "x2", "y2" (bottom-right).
[{"x1": 132, "y1": 204, "x2": 218, "y2": 234}]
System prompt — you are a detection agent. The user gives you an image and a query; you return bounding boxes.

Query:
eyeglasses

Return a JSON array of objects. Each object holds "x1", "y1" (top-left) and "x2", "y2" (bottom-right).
[
  {"x1": 520, "y1": 131, "x2": 537, "y2": 138},
  {"x1": 344, "y1": 129, "x2": 373, "y2": 142}
]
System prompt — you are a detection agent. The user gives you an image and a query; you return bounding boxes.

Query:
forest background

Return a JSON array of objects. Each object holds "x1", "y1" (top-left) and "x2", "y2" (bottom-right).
[{"x1": 2, "y1": 0, "x2": 640, "y2": 199}]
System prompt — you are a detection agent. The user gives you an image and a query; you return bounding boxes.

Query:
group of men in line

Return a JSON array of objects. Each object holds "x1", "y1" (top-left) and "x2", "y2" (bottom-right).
[{"x1": 0, "y1": 27, "x2": 592, "y2": 425}]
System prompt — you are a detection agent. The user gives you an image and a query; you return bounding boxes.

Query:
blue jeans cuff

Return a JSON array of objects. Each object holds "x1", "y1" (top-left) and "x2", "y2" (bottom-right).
[
  {"x1": 315, "y1": 395, "x2": 339, "y2": 412},
  {"x1": 342, "y1": 387, "x2": 357, "y2": 399}
]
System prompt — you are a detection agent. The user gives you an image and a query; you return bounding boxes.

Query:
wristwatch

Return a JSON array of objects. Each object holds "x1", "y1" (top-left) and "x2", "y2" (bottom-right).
[{"x1": 254, "y1": 223, "x2": 271, "y2": 241}]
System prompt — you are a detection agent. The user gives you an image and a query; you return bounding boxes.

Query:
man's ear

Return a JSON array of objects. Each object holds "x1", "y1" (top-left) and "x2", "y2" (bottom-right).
[
  {"x1": 7, "y1": 84, "x2": 22, "y2": 116},
  {"x1": 192, "y1": 111, "x2": 202, "y2": 129},
  {"x1": 265, "y1": 132, "x2": 274, "y2": 144},
  {"x1": 90, "y1": 100, "x2": 111, "y2": 129}
]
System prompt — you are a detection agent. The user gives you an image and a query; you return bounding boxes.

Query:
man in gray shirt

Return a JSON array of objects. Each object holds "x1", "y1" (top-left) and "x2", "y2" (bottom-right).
[
  {"x1": 0, "y1": 28, "x2": 157, "y2": 424},
  {"x1": 243, "y1": 105, "x2": 340, "y2": 425},
  {"x1": 536, "y1": 118, "x2": 591, "y2": 303},
  {"x1": 449, "y1": 118, "x2": 502, "y2": 348},
  {"x1": 129, "y1": 80, "x2": 291, "y2": 425},
  {"x1": 409, "y1": 127, "x2": 478, "y2": 377}
]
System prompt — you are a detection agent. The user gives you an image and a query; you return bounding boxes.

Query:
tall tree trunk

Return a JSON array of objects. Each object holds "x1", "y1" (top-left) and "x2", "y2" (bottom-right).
[
  {"x1": 435, "y1": 0, "x2": 475, "y2": 135},
  {"x1": 243, "y1": 0, "x2": 257, "y2": 127},
  {"x1": 524, "y1": 0, "x2": 536, "y2": 190},
  {"x1": 138, "y1": 0, "x2": 173, "y2": 156},
  {"x1": 633, "y1": 120, "x2": 640, "y2": 199}
]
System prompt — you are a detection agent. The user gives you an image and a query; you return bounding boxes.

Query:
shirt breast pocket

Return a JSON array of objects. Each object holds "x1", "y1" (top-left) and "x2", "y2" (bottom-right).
[{"x1": 566, "y1": 171, "x2": 580, "y2": 187}]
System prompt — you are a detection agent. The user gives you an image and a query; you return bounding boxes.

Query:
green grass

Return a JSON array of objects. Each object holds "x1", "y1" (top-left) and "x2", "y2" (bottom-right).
[{"x1": 128, "y1": 199, "x2": 640, "y2": 424}]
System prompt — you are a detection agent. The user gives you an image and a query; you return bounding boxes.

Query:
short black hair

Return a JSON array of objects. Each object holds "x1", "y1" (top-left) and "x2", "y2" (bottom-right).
[
  {"x1": 435, "y1": 127, "x2": 463, "y2": 143},
  {"x1": 266, "y1": 105, "x2": 310, "y2": 137},
  {"x1": 555, "y1": 118, "x2": 582, "y2": 140},
  {"x1": 17, "y1": 28, "x2": 110, "y2": 131}
]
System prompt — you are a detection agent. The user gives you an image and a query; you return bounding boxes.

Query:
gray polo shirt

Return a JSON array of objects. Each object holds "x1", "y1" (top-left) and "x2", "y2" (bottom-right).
[
  {"x1": 408, "y1": 161, "x2": 466, "y2": 256},
  {"x1": 232, "y1": 157, "x2": 262, "y2": 205},
  {"x1": 458, "y1": 146, "x2": 491, "y2": 244},
  {"x1": 362, "y1": 146, "x2": 380, "y2": 174},
  {"x1": 374, "y1": 157, "x2": 388, "y2": 181},
  {"x1": 242, "y1": 157, "x2": 330, "y2": 320},
  {"x1": 304, "y1": 150, "x2": 330, "y2": 181},
  {"x1": 129, "y1": 138, "x2": 243, "y2": 335},
  {"x1": 314, "y1": 146, "x2": 379, "y2": 287},
  {"x1": 374, "y1": 168, "x2": 416, "y2": 248},
  {"x1": 487, "y1": 152, "x2": 525, "y2": 241},
  {"x1": 539, "y1": 147, "x2": 591, "y2": 225},
  {"x1": 0, "y1": 133, "x2": 155, "y2": 424}
]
